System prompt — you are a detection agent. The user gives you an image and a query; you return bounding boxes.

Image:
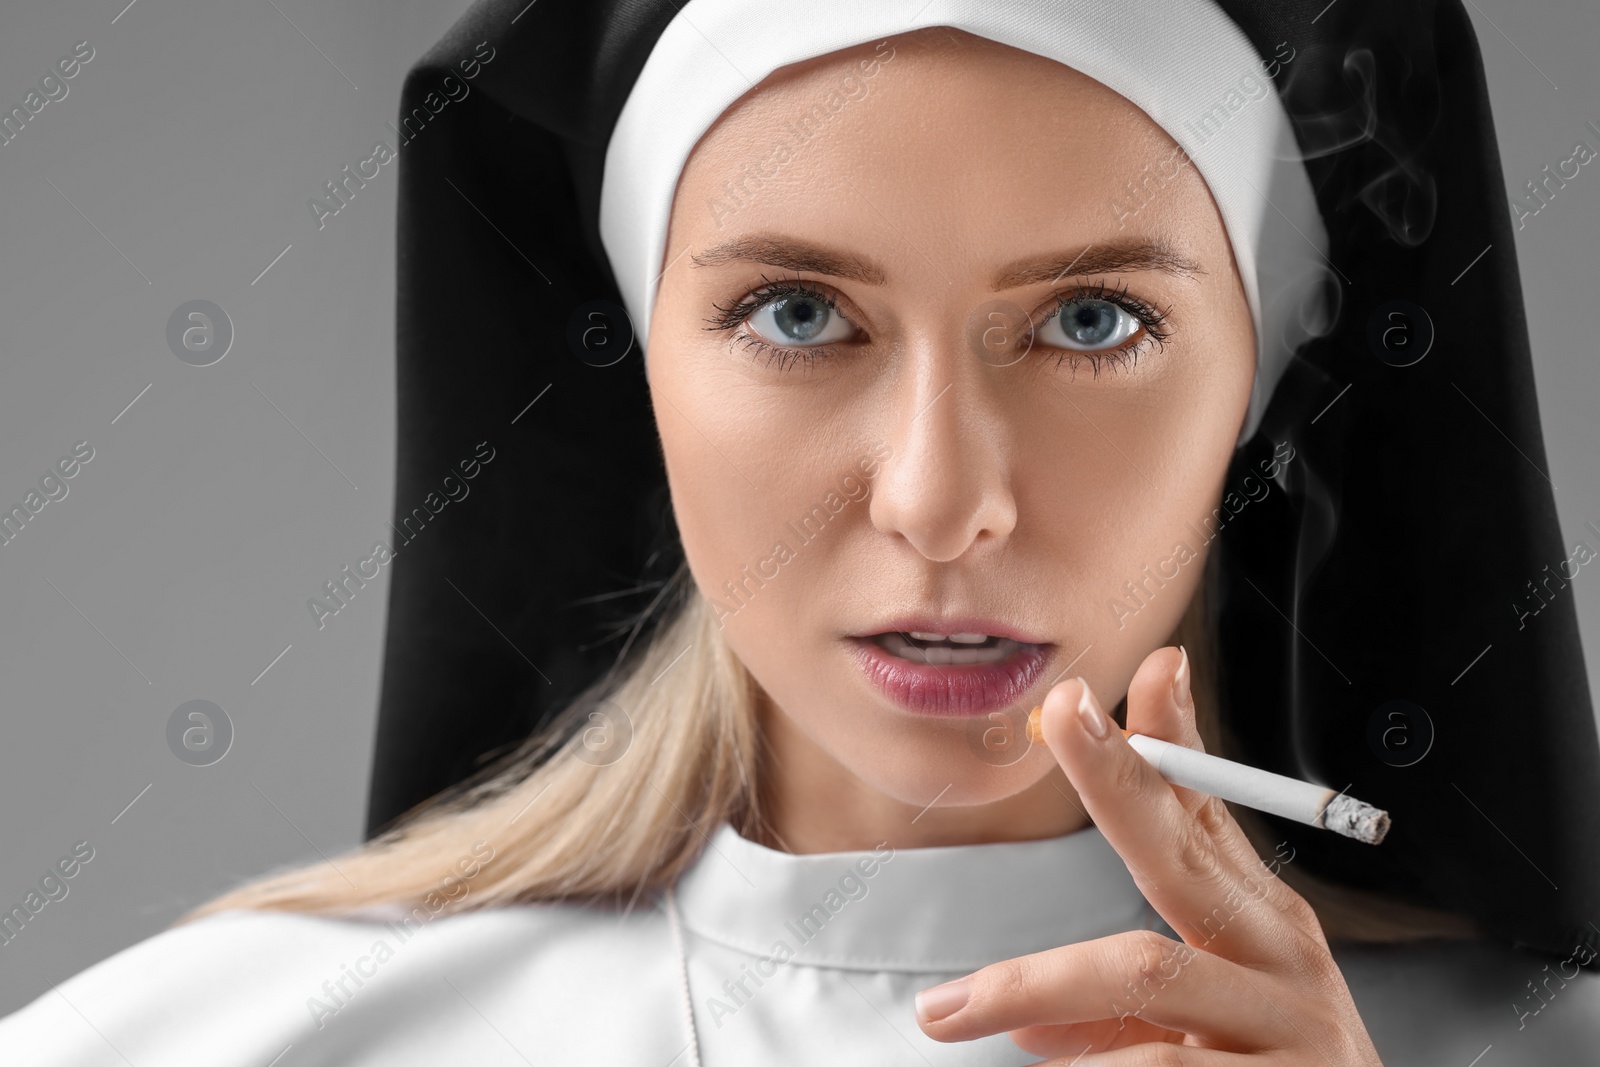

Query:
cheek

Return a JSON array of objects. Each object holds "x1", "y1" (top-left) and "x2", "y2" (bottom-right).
[
  {"x1": 650, "y1": 372, "x2": 776, "y2": 611},
  {"x1": 1022, "y1": 433, "x2": 1215, "y2": 662},
  {"x1": 647, "y1": 343, "x2": 861, "y2": 632},
  {"x1": 1030, "y1": 325, "x2": 1250, "y2": 658}
]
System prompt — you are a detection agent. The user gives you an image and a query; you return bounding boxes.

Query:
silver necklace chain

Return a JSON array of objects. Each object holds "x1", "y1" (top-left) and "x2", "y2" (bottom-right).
[{"x1": 664, "y1": 884, "x2": 704, "y2": 1067}]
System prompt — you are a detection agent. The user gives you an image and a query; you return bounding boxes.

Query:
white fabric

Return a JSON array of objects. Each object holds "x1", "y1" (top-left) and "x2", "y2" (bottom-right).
[
  {"x1": 3, "y1": 820, "x2": 1599, "y2": 1063},
  {"x1": 599, "y1": 0, "x2": 1333, "y2": 443}
]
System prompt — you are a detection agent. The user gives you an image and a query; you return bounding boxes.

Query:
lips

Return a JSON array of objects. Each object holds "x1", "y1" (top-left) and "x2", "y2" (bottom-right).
[{"x1": 846, "y1": 624, "x2": 1055, "y2": 716}]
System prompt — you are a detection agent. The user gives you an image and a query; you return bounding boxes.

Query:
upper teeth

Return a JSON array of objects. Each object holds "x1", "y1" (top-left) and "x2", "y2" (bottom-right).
[
  {"x1": 877, "y1": 632, "x2": 1019, "y2": 664},
  {"x1": 908, "y1": 631, "x2": 992, "y2": 644}
]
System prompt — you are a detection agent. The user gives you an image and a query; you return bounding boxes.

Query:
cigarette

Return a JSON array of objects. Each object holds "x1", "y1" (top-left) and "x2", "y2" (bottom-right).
[{"x1": 1026, "y1": 705, "x2": 1391, "y2": 845}]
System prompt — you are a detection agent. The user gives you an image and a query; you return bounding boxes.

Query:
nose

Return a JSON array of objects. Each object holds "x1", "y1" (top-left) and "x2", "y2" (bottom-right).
[{"x1": 868, "y1": 344, "x2": 1018, "y2": 563}]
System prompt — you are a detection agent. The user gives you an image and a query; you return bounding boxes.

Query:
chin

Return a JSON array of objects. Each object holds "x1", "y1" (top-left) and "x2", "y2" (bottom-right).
[{"x1": 837, "y1": 732, "x2": 1057, "y2": 812}]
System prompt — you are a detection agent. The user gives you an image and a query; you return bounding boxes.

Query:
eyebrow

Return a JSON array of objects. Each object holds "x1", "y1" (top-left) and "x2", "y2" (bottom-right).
[
  {"x1": 992, "y1": 240, "x2": 1206, "y2": 288},
  {"x1": 688, "y1": 234, "x2": 1205, "y2": 287},
  {"x1": 690, "y1": 235, "x2": 888, "y2": 285}
]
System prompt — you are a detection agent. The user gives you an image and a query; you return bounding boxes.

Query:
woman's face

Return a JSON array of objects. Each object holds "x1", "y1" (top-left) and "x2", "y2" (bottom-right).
[{"x1": 646, "y1": 29, "x2": 1256, "y2": 845}]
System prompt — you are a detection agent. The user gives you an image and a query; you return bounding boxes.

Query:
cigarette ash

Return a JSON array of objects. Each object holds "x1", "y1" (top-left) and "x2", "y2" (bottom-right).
[{"x1": 1321, "y1": 792, "x2": 1391, "y2": 845}]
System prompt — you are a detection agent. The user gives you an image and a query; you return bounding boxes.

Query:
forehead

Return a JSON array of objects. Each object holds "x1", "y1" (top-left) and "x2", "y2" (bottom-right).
[{"x1": 668, "y1": 27, "x2": 1222, "y2": 262}]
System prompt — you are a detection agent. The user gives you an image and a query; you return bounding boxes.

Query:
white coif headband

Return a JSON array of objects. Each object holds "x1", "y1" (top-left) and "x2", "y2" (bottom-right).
[{"x1": 600, "y1": 0, "x2": 1332, "y2": 443}]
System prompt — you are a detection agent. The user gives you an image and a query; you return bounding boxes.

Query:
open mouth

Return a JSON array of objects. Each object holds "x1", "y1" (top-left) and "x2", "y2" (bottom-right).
[
  {"x1": 869, "y1": 631, "x2": 1024, "y2": 665},
  {"x1": 848, "y1": 628, "x2": 1054, "y2": 716}
]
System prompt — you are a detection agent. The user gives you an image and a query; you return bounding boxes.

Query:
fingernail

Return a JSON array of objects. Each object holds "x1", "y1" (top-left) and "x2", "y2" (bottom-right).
[
  {"x1": 1076, "y1": 678, "x2": 1109, "y2": 739},
  {"x1": 1173, "y1": 645, "x2": 1192, "y2": 710},
  {"x1": 915, "y1": 977, "x2": 970, "y2": 1023}
]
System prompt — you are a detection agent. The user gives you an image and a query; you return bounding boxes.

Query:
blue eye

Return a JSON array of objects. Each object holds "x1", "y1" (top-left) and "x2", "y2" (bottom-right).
[
  {"x1": 1038, "y1": 297, "x2": 1142, "y2": 351},
  {"x1": 705, "y1": 278, "x2": 859, "y2": 371},
  {"x1": 745, "y1": 291, "x2": 855, "y2": 347}
]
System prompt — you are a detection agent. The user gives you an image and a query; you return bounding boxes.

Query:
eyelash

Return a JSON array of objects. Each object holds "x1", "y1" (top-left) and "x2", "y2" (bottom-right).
[
  {"x1": 703, "y1": 273, "x2": 1175, "y2": 375},
  {"x1": 705, "y1": 274, "x2": 849, "y2": 373},
  {"x1": 1041, "y1": 278, "x2": 1174, "y2": 378}
]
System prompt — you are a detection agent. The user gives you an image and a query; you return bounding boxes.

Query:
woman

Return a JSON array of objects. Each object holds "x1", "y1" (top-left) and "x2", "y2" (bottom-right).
[{"x1": 3, "y1": 0, "x2": 1598, "y2": 1063}]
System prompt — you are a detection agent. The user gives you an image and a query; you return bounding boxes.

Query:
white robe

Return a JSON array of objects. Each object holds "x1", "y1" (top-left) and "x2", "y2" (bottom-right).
[{"x1": 1, "y1": 820, "x2": 1596, "y2": 1064}]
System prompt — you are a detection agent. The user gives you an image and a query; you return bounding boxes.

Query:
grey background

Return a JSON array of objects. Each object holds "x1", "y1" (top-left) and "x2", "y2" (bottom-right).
[{"x1": 0, "y1": 0, "x2": 1595, "y2": 1019}]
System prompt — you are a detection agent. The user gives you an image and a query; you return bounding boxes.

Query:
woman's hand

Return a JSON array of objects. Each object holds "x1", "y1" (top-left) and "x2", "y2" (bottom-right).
[{"x1": 911, "y1": 645, "x2": 1385, "y2": 1064}]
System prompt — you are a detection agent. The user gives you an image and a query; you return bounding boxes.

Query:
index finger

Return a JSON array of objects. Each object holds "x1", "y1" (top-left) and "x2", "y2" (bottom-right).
[
  {"x1": 1118, "y1": 647, "x2": 1307, "y2": 905},
  {"x1": 1112, "y1": 644, "x2": 1209, "y2": 817},
  {"x1": 1037, "y1": 676, "x2": 1302, "y2": 967}
]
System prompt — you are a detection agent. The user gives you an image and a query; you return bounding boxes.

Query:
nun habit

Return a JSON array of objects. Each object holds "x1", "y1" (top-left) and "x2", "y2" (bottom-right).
[
  {"x1": 369, "y1": 0, "x2": 1600, "y2": 968},
  {"x1": 1, "y1": 0, "x2": 1598, "y2": 1063}
]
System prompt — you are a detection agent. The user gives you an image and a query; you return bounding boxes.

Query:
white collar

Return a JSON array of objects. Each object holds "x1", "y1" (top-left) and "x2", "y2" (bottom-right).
[{"x1": 670, "y1": 820, "x2": 1154, "y2": 973}]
